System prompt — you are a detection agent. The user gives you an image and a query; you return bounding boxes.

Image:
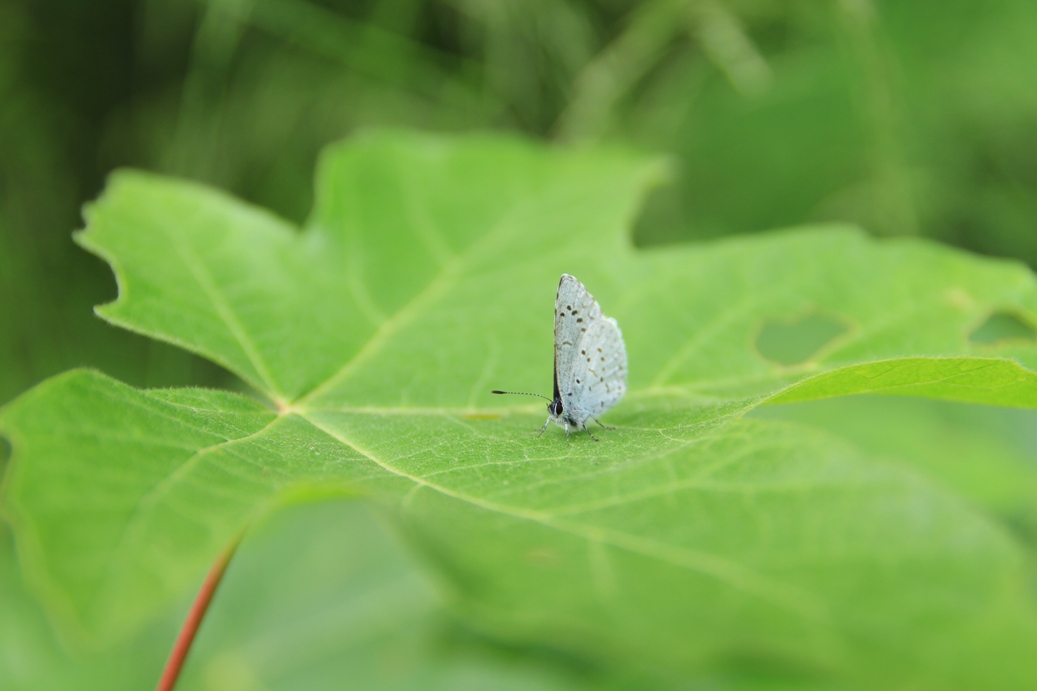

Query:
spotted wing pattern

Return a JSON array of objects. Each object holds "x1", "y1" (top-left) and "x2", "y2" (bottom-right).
[
  {"x1": 570, "y1": 316, "x2": 627, "y2": 421},
  {"x1": 553, "y1": 274, "x2": 626, "y2": 426}
]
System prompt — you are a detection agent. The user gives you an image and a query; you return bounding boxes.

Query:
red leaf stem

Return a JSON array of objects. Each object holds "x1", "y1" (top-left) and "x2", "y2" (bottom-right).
[{"x1": 156, "y1": 539, "x2": 240, "y2": 691}]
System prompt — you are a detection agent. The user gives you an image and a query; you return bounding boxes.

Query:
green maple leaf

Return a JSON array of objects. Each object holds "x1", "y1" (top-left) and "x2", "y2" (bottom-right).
[{"x1": 3, "y1": 131, "x2": 1037, "y2": 688}]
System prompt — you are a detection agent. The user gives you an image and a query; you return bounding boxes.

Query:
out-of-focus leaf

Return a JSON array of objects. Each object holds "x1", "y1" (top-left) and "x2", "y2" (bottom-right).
[
  {"x1": 0, "y1": 524, "x2": 163, "y2": 691},
  {"x1": 176, "y1": 501, "x2": 616, "y2": 691},
  {"x1": 753, "y1": 397, "x2": 1037, "y2": 547},
  {"x1": 0, "y1": 501, "x2": 648, "y2": 691}
]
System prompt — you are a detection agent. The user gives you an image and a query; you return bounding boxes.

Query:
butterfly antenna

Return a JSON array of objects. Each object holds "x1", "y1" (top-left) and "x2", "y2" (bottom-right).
[{"x1": 491, "y1": 390, "x2": 552, "y2": 401}]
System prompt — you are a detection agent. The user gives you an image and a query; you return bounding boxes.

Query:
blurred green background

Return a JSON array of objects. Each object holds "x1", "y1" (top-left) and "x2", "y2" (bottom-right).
[
  {"x1": 2, "y1": 0, "x2": 1037, "y2": 688},
  {"x1": 4, "y1": 0, "x2": 1037, "y2": 404}
]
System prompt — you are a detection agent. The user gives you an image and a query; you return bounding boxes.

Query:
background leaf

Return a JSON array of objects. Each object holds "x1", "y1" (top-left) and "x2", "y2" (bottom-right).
[
  {"x1": 2, "y1": 499, "x2": 665, "y2": 691},
  {"x1": 754, "y1": 397, "x2": 1037, "y2": 546}
]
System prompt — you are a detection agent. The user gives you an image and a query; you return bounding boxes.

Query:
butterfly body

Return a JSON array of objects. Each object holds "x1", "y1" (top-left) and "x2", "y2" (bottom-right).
[{"x1": 494, "y1": 274, "x2": 626, "y2": 441}]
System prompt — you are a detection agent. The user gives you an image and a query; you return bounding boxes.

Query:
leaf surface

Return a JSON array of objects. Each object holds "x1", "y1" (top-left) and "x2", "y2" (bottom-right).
[
  {"x1": 1, "y1": 502, "x2": 653, "y2": 691},
  {"x1": 4, "y1": 131, "x2": 1037, "y2": 688}
]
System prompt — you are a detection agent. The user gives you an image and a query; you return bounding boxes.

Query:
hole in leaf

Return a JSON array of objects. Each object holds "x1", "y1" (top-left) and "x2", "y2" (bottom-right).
[
  {"x1": 756, "y1": 312, "x2": 848, "y2": 366},
  {"x1": 969, "y1": 311, "x2": 1037, "y2": 345}
]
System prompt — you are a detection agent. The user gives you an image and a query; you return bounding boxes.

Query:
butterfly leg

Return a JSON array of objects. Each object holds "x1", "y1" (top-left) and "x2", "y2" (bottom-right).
[
  {"x1": 591, "y1": 416, "x2": 614, "y2": 431},
  {"x1": 538, "y1": 417, "x2": 551, "y2": 438},
  {"x1": 582, "y1": 422, "x2": 600, "y2": 442}
]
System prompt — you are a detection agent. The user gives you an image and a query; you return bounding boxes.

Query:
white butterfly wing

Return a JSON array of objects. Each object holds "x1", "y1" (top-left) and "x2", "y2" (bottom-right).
[
  {"x1": 571, "y1": 316, "x2": 627, "y2": 420},
  {"x1": 553, "y1": 274, "x2": 626, "y2": 425}
]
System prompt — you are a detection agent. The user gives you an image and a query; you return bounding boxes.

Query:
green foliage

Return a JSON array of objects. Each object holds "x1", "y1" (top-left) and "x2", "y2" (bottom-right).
[
  {"x1": 4, "y1": 1, "x2": 1037, "y2": 688},
  {"x1": 4, "y1": 0, "x2": 1037, "y2": 408},
  {"x1": 4, "y1": 132, "x2": 1037, "y2": 689},
  {"x1": 1, "y1": 500, "x2": 638, "y2": 691},
  {"x1": 754, "y1": 397, "x2": 1037, "y2": 542}
]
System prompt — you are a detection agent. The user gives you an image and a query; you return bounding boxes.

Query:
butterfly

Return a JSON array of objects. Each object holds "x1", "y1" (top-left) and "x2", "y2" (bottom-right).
[{"x1": 493, "y1": 274, "x2": 627, "y2": 441}]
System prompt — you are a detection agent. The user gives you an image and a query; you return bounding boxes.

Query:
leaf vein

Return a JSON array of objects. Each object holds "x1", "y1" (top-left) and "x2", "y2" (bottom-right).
[
  {"x1": 154, "y1": 212, "x2": 284, "y2": 399},
  {"x1": 302, "y1": 414, "x2": 826, "y2": 621}
]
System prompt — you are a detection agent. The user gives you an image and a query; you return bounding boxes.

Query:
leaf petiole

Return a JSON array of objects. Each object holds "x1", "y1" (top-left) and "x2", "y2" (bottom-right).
[{"x1": 156, "y1": 538, "x2": 240, "y2": 691}]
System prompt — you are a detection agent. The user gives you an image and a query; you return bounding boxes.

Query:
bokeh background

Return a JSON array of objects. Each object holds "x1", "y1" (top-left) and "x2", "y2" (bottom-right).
[
  {"x1": 2, "y1": 0, "x2": 1037, "y2": 687},
  {"x1": 4, "y1": 0, "x2": 1037, "y2": 405}
]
